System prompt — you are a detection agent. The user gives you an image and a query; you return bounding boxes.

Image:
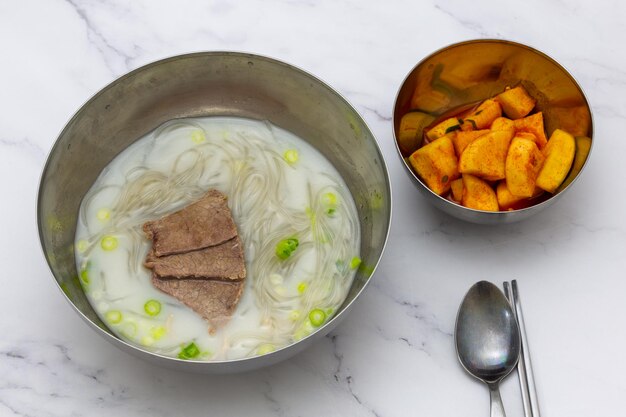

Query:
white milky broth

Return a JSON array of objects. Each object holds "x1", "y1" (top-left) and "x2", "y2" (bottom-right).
[{"x1": 74, "y1": 117, "x2": 361, "y2": 360}]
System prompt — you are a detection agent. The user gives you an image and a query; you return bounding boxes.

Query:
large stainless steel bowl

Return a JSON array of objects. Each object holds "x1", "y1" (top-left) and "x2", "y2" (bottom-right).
[
  {"x1": 393, "y1": 39, "x2": 593, "y2": 224},
  {"x1": 38, "y1": 52, "x2": 391, "y2": 373}
]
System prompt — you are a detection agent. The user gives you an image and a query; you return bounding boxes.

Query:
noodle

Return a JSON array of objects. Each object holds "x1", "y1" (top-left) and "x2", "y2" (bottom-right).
[{"x1": 74, "y1": 117, "x2": 361, "y2": 360}]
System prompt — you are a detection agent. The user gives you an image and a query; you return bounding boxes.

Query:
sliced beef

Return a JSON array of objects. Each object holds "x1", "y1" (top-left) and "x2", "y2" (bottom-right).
[
  {"x1": 144, "y1": 236, "x2": 245, "y2": 281},
  {"x1": 143, "y1": 188, "x2": 247, "y2": 332},
  {"x1": 151, "y1": 275, "x2": 244, "y2": 333},
  {"x1": 143, "y1": 189, "x2": 238, "y2": 257}
]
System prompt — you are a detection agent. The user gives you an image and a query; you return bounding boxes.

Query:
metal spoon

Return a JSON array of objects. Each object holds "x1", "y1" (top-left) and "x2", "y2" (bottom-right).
[{"x1": 455, "y1": 281, "x2": 521, "y2": 417}]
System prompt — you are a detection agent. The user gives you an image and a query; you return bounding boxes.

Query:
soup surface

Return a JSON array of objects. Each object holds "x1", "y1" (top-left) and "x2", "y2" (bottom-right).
[{"x1": 74, "y1": 117, "x2": 361, "y2": 360}]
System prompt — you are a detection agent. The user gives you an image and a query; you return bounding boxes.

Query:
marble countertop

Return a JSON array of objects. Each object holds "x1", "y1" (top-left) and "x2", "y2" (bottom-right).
[{"x1": 1, "y1": 1, "x2": 624, "y2": 416}]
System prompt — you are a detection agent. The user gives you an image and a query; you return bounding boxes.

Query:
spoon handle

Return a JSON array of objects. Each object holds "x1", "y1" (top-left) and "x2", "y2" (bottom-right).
[{"x1": 489, "y1": 384, "x2": 507, "y2": 417}]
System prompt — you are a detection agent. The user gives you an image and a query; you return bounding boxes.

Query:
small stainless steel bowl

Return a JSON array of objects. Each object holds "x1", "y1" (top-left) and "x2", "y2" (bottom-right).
[
  {"x1": 38, "y1": 52, "x2": 391, "y2": 373},
  {"x1": 393, "y1": 39, "x2": 593, "y2": 224}
]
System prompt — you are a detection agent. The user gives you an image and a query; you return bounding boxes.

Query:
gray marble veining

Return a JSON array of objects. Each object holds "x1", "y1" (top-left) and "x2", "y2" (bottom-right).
[{"x1": 1, "y1": 0, "x2": 625, "y2": 416}]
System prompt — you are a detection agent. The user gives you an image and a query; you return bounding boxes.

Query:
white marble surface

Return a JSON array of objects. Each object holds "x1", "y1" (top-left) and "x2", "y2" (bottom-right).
[{"x1": 1, "y1": 1, "x2": 624, "y2": 416}]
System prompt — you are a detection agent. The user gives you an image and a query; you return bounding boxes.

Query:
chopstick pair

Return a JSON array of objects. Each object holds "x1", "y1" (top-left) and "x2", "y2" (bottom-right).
[{"x1": 503, "y1": 280, "x2": 541, "y2": 417}]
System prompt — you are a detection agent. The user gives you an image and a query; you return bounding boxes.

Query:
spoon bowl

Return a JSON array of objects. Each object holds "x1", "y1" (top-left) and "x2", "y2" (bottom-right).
[{"x1": 455, "y1": 281, "x2": 521, "y2": 416}]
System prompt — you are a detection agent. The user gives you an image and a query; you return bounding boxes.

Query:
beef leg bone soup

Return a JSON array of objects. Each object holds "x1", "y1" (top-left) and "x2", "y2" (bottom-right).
[{"x1": 74, "y1": 117, "x2": 361, "y2": 361}]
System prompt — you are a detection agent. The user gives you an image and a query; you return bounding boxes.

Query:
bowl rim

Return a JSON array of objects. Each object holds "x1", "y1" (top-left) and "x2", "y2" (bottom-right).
[
  {"x1": 392, "y1": 38, "x2": 594, "y2": 216},
  {"x1": 37, "y1": 50, "x2": 393, "y2": 366}
]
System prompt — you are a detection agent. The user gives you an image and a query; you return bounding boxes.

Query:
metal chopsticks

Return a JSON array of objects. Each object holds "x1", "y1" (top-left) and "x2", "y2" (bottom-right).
[{"x1": 503, "y1": 280, "x2": 541, "y2": 417}]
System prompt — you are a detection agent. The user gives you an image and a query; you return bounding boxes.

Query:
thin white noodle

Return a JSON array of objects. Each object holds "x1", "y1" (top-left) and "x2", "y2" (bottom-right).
[{"x1": 77, "y1": 118, "x2": 360, "y2": 357}]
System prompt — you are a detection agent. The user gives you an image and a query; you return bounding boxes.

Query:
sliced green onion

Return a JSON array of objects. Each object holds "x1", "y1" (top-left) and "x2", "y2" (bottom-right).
[
  {"x1": 309, "y1": 309, "x2": 327, "y2": 327},
  {"x1": 275, "y1": 238, "x2": 299, "y2": 260},
  {"x1": 191, "y1": 129, "x2": 206, "y2": 144},
  {"x1": 76, "y1": 240, "x2": 88, "y2": 253},
  {"x1": 144, "y1": 299, "x2": 161, "y2": 316},
  {"x1": 289, "y1": 310, "x2": 301, "y2": 321},
  {"x1": 141, "y1": 336, "x2": 155, "y2": 346},
  {"x1": 297, "y1": 282, "x2": 307, "y2": 294},
  {"x1": 80, "y1": 268, "x2": 90, "y2": 285},
  {"x1": 96, "y1": 208, "x2": 111, "y2": 222},
  {"x1": 283, "y1": 149, "x2": 299, "y2": 164},
  {"x1": 321, "y1": 192, "x2": 338, "y2": 216},
  {"x1": 359, "y1": 263, "x2": 375, "y2": 277},
  {"x1": 101, "y1": 236, "x2": 118, "y2": 251},
  {"x1": 178, "y1": 342, "x2": 200, "y2": 360},
  {"x1": 150, "y1": 326, "x2": 167, "y2": 340},
  {"x1": 350, "y1": 256, "x2": 362, "y2": 270},
  {"x1": 257, "y1": 344, "x2": 276, "y2": 355},
  {"x1": 105, "y1": 310, "x2": 122, "y2": 324}
]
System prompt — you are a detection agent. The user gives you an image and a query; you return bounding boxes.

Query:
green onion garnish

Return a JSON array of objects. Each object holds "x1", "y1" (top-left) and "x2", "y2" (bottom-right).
[
  {"x1": 283, "y1": 149, "x2": 299, "y2": 164},
  {"x1": 309, "y1": 309, "x2": 327, "y2": 327},
  {"x1": 178, "y1": 342, "x2": 200, "y2": 360},
  {"x1": 275, "y1": 238, "x2": 299, "y2": 260},
  {"x1": 144, "y1": 300, "x2": 161, "y2": 316},
  {"x1": 96, "y1": 208, "x2": 111, "y2": 222},
  {"x1": 105, "y1": 310, "x2": 122, "y2": 324},
  {"x1": 350, "y1": 256, "x2": 362, "y2": 270},
  {"x1": 322, "y1": 192, "x2": 338, "y2": 216},
  {"x1": 101, "y1": 236, "x2": 118, "y2": 251}
]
